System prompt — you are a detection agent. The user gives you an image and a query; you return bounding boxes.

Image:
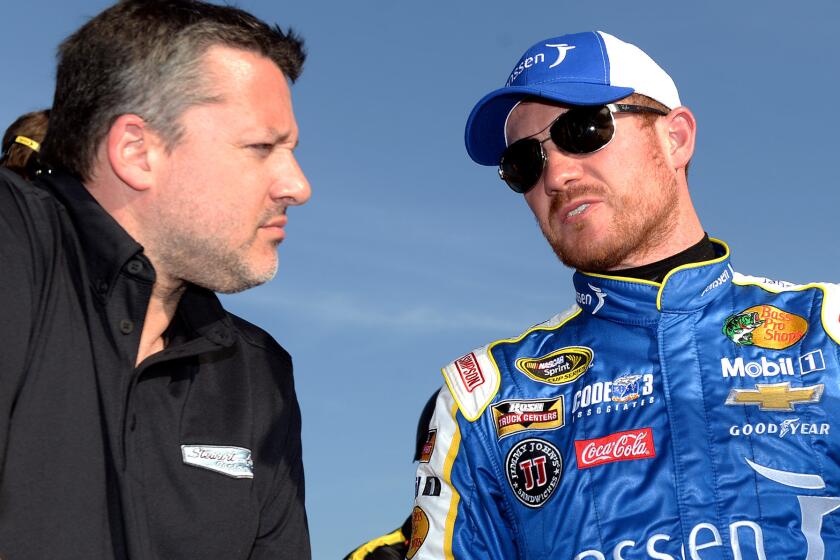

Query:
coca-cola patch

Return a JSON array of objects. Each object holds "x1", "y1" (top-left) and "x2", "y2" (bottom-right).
[
  {"x1": 505, "y1": 438, "x2": 563, "y2": 508},
  {"x1": 574, "y1": 427, "x2": 655, "y2": 469}
]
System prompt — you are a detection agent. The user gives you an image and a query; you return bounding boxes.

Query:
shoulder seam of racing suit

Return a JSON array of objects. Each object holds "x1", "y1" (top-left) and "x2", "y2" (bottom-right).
[
  {"x1": 733, "y1": 273, "x2": 840, "y2": 345},
  {"x1": 441, "y1": 304, "x2": 583, "y2": 422}
]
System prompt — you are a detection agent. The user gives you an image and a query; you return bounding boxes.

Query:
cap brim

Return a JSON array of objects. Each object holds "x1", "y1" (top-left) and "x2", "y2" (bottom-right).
[{"x1": 465, "y1": 82, "x2": 635, "y2": 166}]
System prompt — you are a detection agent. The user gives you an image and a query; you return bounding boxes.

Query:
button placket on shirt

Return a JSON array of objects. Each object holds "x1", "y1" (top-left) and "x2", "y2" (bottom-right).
[{"x1": 126, "y1": 259, "x2": 144, "y2": 275}]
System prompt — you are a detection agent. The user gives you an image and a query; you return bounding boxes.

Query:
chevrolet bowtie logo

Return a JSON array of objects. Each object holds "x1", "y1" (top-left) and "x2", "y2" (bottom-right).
[{"x1": 726, "y1": 382, "x2": 824, "y2": 411}]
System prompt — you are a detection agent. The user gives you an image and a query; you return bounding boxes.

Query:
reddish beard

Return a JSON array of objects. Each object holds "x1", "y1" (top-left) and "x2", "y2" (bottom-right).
[{"x1": 540, "y1": 148, "x2": 679, "y2": 272}]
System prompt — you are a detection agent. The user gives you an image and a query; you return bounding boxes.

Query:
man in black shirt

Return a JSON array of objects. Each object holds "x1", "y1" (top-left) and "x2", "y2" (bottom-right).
[{"x1": 0, "y1": 1, "x2": 311, "y2": 558}]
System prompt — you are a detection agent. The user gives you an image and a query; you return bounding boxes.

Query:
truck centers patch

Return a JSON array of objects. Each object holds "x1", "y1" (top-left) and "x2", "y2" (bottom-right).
[{"x1": 491, "y1": 397, "x2": 565, "y2": 439}]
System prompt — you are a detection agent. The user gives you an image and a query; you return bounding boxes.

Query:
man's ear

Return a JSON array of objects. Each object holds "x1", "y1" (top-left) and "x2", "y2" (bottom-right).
[
  {"x1": 664, "y1": 106, "x2": 696, "y2": 171},
  {"x1": 106, "y1": 114, "x2": 160, "y2": 191}
]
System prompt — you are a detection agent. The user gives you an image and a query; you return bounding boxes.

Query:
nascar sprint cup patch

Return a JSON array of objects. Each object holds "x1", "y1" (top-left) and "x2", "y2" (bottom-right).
[{"x1": 505, "y1": 438, "x2": 562, "y2": 508}]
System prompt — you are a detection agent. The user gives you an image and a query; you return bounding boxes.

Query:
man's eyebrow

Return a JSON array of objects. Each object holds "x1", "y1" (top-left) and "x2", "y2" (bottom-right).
[{"x1": 264, "y1": 127, "x2": 298, "y2": 148}]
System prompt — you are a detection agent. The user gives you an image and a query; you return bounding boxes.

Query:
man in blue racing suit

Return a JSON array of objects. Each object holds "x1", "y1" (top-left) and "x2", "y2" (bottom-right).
[{"x1": 410, "y1": 31, "x2": 840, "y2": 559}]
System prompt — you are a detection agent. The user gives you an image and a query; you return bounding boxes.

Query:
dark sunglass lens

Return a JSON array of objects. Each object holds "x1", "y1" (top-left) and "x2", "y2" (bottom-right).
[
  {"x1": 499, "y1": 139, "x2": 545, "y2": 193},
  {"x1": 550, "y1": 106, "x2": 614, "y2": 154}
]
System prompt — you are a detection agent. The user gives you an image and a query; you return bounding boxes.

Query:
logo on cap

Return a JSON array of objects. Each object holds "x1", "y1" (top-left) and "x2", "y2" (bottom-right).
[{"x1": 545, "y1": 43, "x2": 576, "y2": 68}]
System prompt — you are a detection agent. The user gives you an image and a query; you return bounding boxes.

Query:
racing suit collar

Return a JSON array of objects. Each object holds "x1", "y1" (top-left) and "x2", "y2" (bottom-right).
[{"x1": 573, "y1": 239, "x2": 732, "y2": 324}]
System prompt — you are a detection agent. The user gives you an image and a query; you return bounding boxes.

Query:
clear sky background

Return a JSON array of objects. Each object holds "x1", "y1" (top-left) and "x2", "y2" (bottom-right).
[{"x1": 2, "y1": 1, "x2": 839, "y2": 558}]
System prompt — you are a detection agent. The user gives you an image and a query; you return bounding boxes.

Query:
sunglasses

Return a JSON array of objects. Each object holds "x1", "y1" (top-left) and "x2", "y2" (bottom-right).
[{"x1": 498, "y1": 103, "x2": 669, "y2": 193}]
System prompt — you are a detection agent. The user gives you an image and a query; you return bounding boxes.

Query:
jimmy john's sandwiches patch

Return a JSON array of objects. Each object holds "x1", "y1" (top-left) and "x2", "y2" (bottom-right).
[{"x1": 505, "y1": 438, "x2": 563, "y2": 508}]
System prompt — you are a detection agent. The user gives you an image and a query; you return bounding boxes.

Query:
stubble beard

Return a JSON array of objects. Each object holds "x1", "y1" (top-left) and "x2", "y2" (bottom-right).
[
  {"x1": 541, "y1": 149, "x2": 680, "y2": 272},
  {"x1": 152, "y1": 209, "x2": 280, "y2": 294}
]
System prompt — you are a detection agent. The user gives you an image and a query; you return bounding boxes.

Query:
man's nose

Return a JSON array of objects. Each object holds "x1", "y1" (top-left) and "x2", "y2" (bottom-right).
[
  {"x1": 270, "y1": 152, "x2": 311, "y2": 206},
  {"x1": 540, "y1": 144, "x2": 584, "y2": 195}
]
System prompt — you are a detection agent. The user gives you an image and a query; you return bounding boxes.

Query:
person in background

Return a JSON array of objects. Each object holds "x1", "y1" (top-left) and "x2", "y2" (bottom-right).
[
  {"x1": 0, "y1": 1, "x2": 312, "y2": 558},
  {"x1": 344, "y1": 391, "x2": 439, "y2": 560},
  {"x1": 0, "y1": 109, "x2": 49, "y2": 179},
  {"x1": 412, "y1": 30, "x2": 840, "y2": 559}
]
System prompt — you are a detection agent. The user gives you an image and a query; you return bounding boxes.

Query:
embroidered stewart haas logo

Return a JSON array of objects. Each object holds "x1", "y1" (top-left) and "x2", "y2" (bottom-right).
[
  {"x1": 181, "y1": 445, "x2": 254, "y2": 479},
  {"x1": 574, "y1": 428, "x2": 656, "y2": 469},
  {"x1": 454, "y1": 352, "x2": 485, "y2": 392}
]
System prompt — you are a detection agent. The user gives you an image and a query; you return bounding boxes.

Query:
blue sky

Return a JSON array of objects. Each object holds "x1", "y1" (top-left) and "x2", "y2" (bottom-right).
[{"x1": 2, "y1": 2, "x2": 839, "y2": 558}]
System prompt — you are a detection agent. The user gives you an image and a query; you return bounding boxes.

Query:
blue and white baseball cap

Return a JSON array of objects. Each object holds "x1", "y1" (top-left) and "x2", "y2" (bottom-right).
[{"x1": 465, "y1": 31, "x2": 681, "y2": 165}]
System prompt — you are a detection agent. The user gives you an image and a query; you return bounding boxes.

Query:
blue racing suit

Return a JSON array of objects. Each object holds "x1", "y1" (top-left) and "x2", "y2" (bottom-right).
[{"x1": 411, "y1": 240, "x2": 840, "y2": 559}]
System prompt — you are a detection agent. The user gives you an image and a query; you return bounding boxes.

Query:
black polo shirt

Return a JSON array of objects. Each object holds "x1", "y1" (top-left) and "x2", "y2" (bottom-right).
[{"x1": 0, "y1": 168, "x2": 309, "y2": 559}]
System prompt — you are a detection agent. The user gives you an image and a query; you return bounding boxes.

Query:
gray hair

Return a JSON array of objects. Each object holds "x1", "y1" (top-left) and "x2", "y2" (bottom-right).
[{"x1": 42, "y1": 0, "x2": 305, "y2": 180}]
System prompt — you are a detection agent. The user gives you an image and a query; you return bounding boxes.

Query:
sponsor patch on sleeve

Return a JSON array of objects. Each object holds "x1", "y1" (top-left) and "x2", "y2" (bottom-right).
[
  {"x1": 442, "y1": 347, "x2": 500, "y2": 422},
  {"x1": 406, "y1": 506, "x2": 429, "y2": 559},
  {"x1": 453, "y1": 352, "x2": 484, "y2": 392},
  {"x1": 419, "y1": 429, "x2": 437, "y2": 463}
]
